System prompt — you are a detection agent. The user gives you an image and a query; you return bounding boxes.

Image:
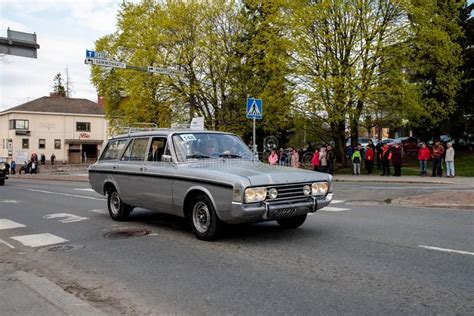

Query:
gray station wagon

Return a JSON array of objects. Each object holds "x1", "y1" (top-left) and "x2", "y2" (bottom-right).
[{"x1": 89, "y1": 129, "x2": 333, "y2": 240}]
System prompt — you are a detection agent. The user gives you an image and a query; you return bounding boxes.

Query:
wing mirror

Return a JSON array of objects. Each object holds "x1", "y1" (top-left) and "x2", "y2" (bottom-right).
[{"x1": 161, "y1": 154, "x2": 173, "y2": 163}]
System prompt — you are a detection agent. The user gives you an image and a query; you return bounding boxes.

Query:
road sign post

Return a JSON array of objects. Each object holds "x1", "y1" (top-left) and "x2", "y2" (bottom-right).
[{"x1": 246, "y1": 98, "x2": 263, "y2": 157}]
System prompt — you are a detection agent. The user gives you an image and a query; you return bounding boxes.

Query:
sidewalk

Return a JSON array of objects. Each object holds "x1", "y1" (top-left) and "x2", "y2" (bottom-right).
[{"x1": 333, "y1": 175, "x2": 474, "y2": 186}]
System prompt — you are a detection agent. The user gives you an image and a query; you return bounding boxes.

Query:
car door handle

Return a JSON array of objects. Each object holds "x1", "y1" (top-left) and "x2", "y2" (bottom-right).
[
  {"x1": 113, "y1": 166, "x2": 118, "y2": 170},
  {"x1": 140, "y1": 167, "x2": 147, "y2": 172}
]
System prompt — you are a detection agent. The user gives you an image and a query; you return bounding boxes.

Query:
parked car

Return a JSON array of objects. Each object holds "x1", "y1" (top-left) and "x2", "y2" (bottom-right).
[
  {"x1": 89, "y1": 129, "x2": 333, "y2": 240},
  {"x1": 345, "y1": 137, "x2": 372, "y2": 148},
  {"x1": 0, "y1": 162, "x2": 8, "y2": 186},
  {"x1": 393, "y1": 137, "x2": 420, "y2": 155}
]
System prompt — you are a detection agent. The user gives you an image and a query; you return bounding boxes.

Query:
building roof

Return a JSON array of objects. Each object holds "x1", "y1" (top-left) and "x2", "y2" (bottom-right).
[{"x1": 1, "y1": 96, "x2": 104, "y2": 115}]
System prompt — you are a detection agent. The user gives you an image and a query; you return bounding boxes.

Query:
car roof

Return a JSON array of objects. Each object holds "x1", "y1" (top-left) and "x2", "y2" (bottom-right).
[{"x1": 109, "y1": 129, "x2": 233, "y2": 140}]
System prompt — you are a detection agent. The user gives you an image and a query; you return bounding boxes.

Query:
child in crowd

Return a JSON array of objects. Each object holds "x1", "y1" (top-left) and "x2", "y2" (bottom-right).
[{"x1": 351, "y1": 147, "x2": 361, "y2": 176}]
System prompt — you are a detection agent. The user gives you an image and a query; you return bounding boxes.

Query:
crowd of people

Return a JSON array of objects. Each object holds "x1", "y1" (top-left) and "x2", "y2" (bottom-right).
[
  {"x1": 1, "y1": 153, "x2": 56, "y2": 175},
  {"x1": 267, "y1": 139, "x2": 456, "y2": 178},
  {"x1": 267, "y1": 143, "x2": 336, "y2": 174}
]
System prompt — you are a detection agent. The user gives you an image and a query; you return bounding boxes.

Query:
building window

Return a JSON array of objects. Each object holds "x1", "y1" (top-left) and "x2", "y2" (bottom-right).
[
  {"x1": 39, "y1": 139, "x2": 46, "y2": 149},
  {"x1": 54, "y1": 139, "x2": 61, "y2": 150},
  {"x1": 76, "y1": 122, "x2": 91, "y2": 132},
  {"x1": 22, "y1": 138, "x2": 29, "y2": 149},
  {"x1": 9, "y1": 119, "x2": 29, "y2": 130}
]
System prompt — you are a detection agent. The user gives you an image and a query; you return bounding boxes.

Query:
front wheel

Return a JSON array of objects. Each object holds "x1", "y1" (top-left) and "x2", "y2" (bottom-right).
[
  {"x1": 188, "y1": 194, "x2": 223, "y2": 241},
  {"x1": 277, "y1": 214, "x2": 307, "y2": 229},
  {"x1": 107, "y1": 187, "x2": 132, "y2": 221}
]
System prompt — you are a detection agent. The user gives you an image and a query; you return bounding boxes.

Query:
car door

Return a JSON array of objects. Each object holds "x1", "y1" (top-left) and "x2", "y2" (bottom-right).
[
  {"x1": 116, "y1": 137, "x2": 150, "y2": 207},
  {"x1": 141, "y1": 136, "x2": 175, "y2": 213}
]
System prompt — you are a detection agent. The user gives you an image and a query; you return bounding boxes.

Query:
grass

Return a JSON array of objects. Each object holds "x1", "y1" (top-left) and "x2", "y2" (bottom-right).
[{"x1": 333, "y1": 150, "x2": 474, "y2": 177}]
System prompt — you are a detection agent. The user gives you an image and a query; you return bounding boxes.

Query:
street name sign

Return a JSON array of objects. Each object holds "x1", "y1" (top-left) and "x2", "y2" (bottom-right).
[
  {"x1": 246, "y1": 98, "x2": 263, "y2": 119},
  {"x1": 85, "y1": 58, "x2": 126, "y2": 69},
  {"x1": 147, "y1": 66, "x2": 184, "y2": 76}
]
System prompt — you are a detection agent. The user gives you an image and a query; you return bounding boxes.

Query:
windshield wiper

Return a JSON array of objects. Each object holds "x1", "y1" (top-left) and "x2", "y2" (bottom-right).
[
  {"x1": 218, "y1": 153, "x2": 242, "y2": 158},
  {"x1": 186, "y1": 154, "x2": 211, "y2": 159}
]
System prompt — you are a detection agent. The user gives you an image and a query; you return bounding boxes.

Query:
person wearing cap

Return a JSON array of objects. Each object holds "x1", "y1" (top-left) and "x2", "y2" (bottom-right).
[
  {"x1": 445, "y1": 142, "x2": 455, "y2": 177},
  {"x1": 431, "y1": 140, "x2": 444, "y2": 177}
]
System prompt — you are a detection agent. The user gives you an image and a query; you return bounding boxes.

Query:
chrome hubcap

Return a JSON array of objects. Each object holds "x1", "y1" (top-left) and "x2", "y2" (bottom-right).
[
  {"x1": 110, "y1": 192, "x2": 120, "y2": 215},
  {"x1": 192, "y1": 202, "x2": 210, "y2": 234}
]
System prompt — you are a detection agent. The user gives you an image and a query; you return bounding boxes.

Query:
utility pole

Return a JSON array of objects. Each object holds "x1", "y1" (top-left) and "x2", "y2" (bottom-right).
[{"x1": 65, "y1": 65, "x2": 72, "y2": 98}]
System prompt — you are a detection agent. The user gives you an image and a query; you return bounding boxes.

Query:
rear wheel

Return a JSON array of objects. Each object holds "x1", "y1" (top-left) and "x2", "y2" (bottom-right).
[
  {"x1": 277, "y1": 214, "x2": 307, "y2": 228},
  {"x1": 0, "y1": 179, "x2": 4, "y2": 186},
  {"x1": 188, "y1": 194, "x2": 223, "y2": 241},
  {"x1": 107, "y1": 187, "x2": 132, "y2": 221}
]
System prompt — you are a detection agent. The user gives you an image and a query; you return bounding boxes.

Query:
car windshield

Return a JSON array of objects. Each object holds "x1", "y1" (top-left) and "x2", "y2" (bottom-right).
[{"x1": 172, "y1": 132, "x2": 254, "y2": 162}]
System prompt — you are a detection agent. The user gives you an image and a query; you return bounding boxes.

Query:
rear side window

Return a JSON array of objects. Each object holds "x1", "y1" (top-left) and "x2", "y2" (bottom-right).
[
  {"x1": 100, "y1": 139, "x2": 128, "y2": 160},
  {"x1": 121, "y1": 138, "x2": 149, "y2": 161}
]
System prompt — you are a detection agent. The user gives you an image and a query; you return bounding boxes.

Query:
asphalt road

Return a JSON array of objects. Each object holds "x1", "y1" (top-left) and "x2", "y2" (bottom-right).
[{"x1": 0, "y1": 179, "x2": 473, "y2": 315}]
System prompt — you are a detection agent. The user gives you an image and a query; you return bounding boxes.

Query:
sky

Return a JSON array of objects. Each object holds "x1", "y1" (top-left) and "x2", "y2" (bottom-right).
[{"x1": 0, "y1": 0, "x2": 131, "y2": 111}]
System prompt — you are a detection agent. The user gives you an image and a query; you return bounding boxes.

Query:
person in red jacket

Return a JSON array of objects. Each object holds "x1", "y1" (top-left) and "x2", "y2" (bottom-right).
[
  {"x1": 417, "y1": 142, "x2": 430, "y2": 176},
  {"x1": 311, "y1": 149, "x2": 320, "y2": 171},
  {"x1": 364, "y1": 145, "x2": 374, "y2": 175}
]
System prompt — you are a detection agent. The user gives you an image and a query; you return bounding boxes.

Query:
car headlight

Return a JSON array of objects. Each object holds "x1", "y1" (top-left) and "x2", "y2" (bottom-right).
[
  {"x1": 0, "y1": 165, "x2": 5, "y2": 171},
  {"x1": 268, "y1": 188, "x2": 278, "y2": 199},
  {"x1": 244, "y1": 187, "x2": 267, "y2": 203},
  {"x1": 312, "y1": 182, "x2": 328, "y2": 196}
]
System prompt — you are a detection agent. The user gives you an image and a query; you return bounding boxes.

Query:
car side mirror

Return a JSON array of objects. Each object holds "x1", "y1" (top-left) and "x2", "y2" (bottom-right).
[{"x1": 161, "y1": 154, "x2": 173, "y2": 163}]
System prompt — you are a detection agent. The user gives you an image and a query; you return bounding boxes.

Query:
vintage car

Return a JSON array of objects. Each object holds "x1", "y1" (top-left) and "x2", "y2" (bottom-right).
[{"x1": 89, "y1": 129, "x2": 333, "y2": 240}]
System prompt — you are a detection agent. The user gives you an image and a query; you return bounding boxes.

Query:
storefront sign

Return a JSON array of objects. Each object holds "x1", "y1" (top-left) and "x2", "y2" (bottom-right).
[
  {"x1": 15, "y1": 130, "x2": 30, "y2": 136},
  {"x1": 79, "y1": 133, "x2": 90, "y2": 139}
]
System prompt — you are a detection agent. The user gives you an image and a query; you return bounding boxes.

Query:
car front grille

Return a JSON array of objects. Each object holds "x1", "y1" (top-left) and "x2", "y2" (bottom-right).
[{"x1": 267, "y1": 183, "x2": 313, "y2": 202}]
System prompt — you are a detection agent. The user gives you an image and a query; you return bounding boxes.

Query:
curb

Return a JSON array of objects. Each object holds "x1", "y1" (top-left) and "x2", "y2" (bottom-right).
[{"x1": 14, "y1": 271, "x2": 105, "y2": 315}]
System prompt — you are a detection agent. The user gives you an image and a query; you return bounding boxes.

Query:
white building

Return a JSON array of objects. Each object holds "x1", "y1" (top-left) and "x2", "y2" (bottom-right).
[{"x1": 0, "y1": 95, "x2": 108, "y2": 164}]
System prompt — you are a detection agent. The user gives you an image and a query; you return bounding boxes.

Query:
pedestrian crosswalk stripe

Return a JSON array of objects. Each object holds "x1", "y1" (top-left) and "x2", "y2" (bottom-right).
[
  {"x1": 0, "y1": 219, "x2": 26, "y2": 230},
  {"x1": 74, "y1": 188, "x2": 94, "y2": 192},
  {"x1": 321, "y1": 207, "x2": 350, "y2": 212},
  {"x1": 10, "y1": 233, "x2": 68, "y2": 248},
  {"x1": 331, "y1": 200, "x2": 345, "y2": 204}
]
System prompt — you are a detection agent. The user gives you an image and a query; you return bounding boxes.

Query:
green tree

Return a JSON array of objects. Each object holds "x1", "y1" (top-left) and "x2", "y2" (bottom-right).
[
  {"x1": 292, "y1": 0, "x2": 412, "y2": 163},
  {"x1": 407, "y1": 0, "x2": 464, "y2": 139}
]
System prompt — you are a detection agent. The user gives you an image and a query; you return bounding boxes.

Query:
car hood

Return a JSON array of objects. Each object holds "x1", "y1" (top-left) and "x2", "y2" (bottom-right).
[{"x1": 183, "y1": 160, "x2": 331, "y2": 187}]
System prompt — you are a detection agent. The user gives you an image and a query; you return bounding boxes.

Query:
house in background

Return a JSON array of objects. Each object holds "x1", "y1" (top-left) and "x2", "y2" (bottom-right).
[{"x1": 0, "y1": 94, "x2": 107, "y2": 164}]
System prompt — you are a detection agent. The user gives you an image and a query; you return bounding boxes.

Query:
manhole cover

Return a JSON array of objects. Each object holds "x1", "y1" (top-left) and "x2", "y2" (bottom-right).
[
  {"x1": 38, "y1": 244, "x2": 84, "y2": 253},
  {"x1": 103, "y1": 228, "x2": 150, "y2": 240}
]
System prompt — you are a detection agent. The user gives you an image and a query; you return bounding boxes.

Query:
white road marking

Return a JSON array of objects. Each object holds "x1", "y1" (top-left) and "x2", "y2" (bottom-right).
[
  {"x1": 419, "y1": 245, "x2": 474, "y2": 256},
  {"x1": 89, "y1": 209, "x2": 107, "y2": 214},
  {"x1": 0, "y1": 239, "x2": 16, "y2": 249},
  {"x1": 321, "y1": 207, "x2": 350, "y2": 212},
  {"x1": 0, "y1": 200, "x2": 19, "y2": 204},
  {"x1": 26, "y1": 189, "x2": 105, "y2": 201},
  {"x1": 10, "y1": 233, "x2": 68, "y2": 248},
  {"x1": 74, "y1": 188, "x2": 94, "y2": 192},
  {"x1": 43, "y1": 213, "x2": 89, "y2": 223},
  {"x1": 0, "y1": 219, "x2": 26, "y2": 230},
  {"x1": 331, "y1": 199, "x2": 345, "y2": 204}
]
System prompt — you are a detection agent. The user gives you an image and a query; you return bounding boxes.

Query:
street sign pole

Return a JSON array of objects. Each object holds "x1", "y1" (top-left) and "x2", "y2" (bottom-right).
[{"x1": 253, "y1": 117, "x2": 256, "y2": 157}]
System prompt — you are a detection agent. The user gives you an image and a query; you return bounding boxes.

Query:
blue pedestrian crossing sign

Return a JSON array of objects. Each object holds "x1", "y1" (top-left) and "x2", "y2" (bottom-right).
[{"x1": 246, "y1": 98, "x2": 263, "y2": 119}]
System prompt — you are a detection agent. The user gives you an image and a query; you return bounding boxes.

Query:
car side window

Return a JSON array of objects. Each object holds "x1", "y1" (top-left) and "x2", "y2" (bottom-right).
[
  {"x1": 100, "y1": 139, "x2": 128, "y2": 161},
  {"x1": 121, "y1": 139, "x2": 134, "y2": 161},
  {"x1": 147, "y1": 137, "x2": 167, "y2": 162},
  {"x1": 129, "y1": 138, "x2": 150, "y2": 161}
]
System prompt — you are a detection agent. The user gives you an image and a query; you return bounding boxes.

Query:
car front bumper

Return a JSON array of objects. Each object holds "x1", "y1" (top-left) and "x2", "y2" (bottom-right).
[{"x1": 221, "y1": 193, "x2": 334, "y2": 224}]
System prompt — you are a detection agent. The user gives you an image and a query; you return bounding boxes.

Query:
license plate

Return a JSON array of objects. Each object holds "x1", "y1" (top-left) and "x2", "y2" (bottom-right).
[{"x1": 269, "y1": 207, "x2": 297, "y2": 218}]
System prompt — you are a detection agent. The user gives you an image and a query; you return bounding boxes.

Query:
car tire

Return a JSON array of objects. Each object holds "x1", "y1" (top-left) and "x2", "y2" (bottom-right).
[
  {"x1": 0, "y1": 179, "x2": 4, "y2": 186},
  {"x1": 277, "y1": 214, "x2": 307, "y2": 229},
  {"x1": 107, "y1": 187, "x2": 132, "y2": 221},
  {"x1": 188, "y1": 194, "x2": 223, "y2": 241}
]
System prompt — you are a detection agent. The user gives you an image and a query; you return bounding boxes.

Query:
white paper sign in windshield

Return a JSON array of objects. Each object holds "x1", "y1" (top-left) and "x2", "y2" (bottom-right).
[{"x1": 180, "y1": 134, "x2": 197, "y2": 142}]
